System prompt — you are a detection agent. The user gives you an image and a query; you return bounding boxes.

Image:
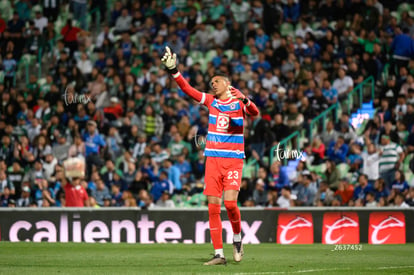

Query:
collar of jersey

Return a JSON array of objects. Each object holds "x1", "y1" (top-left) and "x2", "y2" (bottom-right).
[{"x1": 216, "y1": 97, "x2": 232, "y2": 104}]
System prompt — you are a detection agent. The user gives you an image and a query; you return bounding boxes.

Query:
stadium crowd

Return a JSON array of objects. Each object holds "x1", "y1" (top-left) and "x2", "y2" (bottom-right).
[{"x1": 0, "y1": 0, "x2": 414, "y2": 209}]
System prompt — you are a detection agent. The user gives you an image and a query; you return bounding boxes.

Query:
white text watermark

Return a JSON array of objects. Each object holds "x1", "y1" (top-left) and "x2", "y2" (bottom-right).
[
  {"x1": 63, "y1": 87, "x2": 92, "y2": 105},
  {"x1": 275, "y1": 143, "x2": 304, "y2": 161}
]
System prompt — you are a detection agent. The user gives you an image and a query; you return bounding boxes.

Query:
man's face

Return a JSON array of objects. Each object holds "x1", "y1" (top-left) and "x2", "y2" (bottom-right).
[{"x1": 210, "y1": 76, "x2": 230, "y2": 98}]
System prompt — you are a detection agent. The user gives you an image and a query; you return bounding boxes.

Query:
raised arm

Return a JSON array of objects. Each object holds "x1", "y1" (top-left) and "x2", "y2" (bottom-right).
[{"x1": 161, "y1": 46, "x2": 206, "y2": 104}]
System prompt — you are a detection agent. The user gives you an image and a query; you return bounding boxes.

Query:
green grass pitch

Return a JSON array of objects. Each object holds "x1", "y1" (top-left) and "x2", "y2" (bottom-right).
[{"x1": 0, "y1": 243, "x2": 413, "y2": 274}]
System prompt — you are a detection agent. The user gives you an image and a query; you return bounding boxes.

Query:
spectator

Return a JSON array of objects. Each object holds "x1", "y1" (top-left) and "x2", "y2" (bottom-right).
[
  {"x1": 322, "y1": 79, "x2": 338, "y2": 105},
  {"x1": 140, "y1": 105, "x2": 164, "y2": 138},
  {"x1": 352, "y1": 174, "x2": 373, "y2": 204},
  {"x1": 150, "y1": 170, "x2": 174, "y2": 202},
  {"x1": 365, "y1": 191, "x2": 378, "y2": 207},
  {"x1": 111, "y1": 183, "x2": 123, "y2": 206},
  {"x1": 294, "y1": 172, "x2": 317, "y2": 206},
  {"x1": 284, "y1": 103, "x2": 304, "y2": 132},
  {"x1": 271, "y1": 114, "x2": 289, "y2": 142},
  {"x1": 393, "y1": 193, "x2": 410, "y2": 208},
  {"x1": 324, "y1": 159, "x2": 340, "y2": 191},
  {"x1": 0, "y1": 170, "x2": 15, "y2": 197},
  {"x1": 390, "y1": 27, "x2": 414, "y2": 74},
  {"x1": 310, "y1": 136, "x2": 325, "y2": 165},
  {"x1": 2, "y1": 52, "x2": 17, "y2": 90},
  {"x1": 162, "y1": 158, "x2": 182, "y2": 192},
  {"x1": 71, "y1": 0, "x2": 88, "y2": 30},
  {"x1": 34, "y1": 11, "x2": 48, "y2": 33},
  {"x1": 283, "y1": 0, "x2": 300, "y2": 24},
  {"x1": 175, "y1": 154, "x2": 192, "y2": 185},
  {"x1": 82, "y1": 120, "x2": 106, "y2": 176},
  {"x1": 114, "y1": 8, "x2": 132, "y2": 35},
  {"x1": 60, "y1": 19, "x2": 82, "y2": 56},
  {"x1": 61, "y1": 176, "x2": 89, "y2": 207},
  {"x1": 211, "y1": 21, "x2": 229, "y2": 48},
  {"x1": 265, "y1": 189, "x2": 278, "y2": 207},
  {"x1": 268, "y1": 161, "x2": 290, "y2": 191},
  {"x1": 277, "y1": 186, "x2": 294, "y2": 208},
  {"x1": 230, "y1": 0, "x2": 251, "y2": 25},
  {"x1": 92, "y1": 178, "x2": 111, "y2": 206},
  {"x1": 333, "y1": 66, "x2": 354, "y2": 102},
  {"x1": 155, "y1": 190, "x2": 175, "y2": 208},
  {"x1": 391, "y1": 170, "x2": 410, "y2": 196},
  {"x1": 361, "y1": 143, "x2": 380, "y2": 184},
  {"x1": 347, "y1": 143, "x2": 363, "y2": 172},
  {"x1": 378, "y1": 134, "x2": 404, "y2": 188},
  {"x1": 252, "y1": 179, "x2": 267, "y2": 206},
  {"x1": 0, "y1": 186, "x2": 12, "y2": 207},
  {"x1": 314, "y1": 181, "x2": 334, "y2": 206},
  {"x1": 373, "y1": 178, "x2": 389, "y2": 202},
  {"x1": 327, "y1": 136, "x2": 349, "y2": 164},
  {"x1": 16, "y1": 185, "x2": 32, "y2": 207},
  {"x1": 192, "y1": 23, "x2": 213, "y2": 51}
]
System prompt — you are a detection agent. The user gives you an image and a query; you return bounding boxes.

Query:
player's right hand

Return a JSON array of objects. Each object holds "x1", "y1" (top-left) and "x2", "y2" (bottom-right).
[{"x1": 161, "y1": 46, "x2": 177, "y2": 70}]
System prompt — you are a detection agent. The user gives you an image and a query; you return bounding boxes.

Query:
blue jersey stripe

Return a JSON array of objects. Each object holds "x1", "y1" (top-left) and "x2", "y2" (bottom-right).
[
  {"x1": 209, "y1": 115, "x2": 217, "y2": 125},
  {"x1": 231, "y1": 118, "x2": 243, "y2": 126},
  {"x1": 205, "y1": 150, "x2": 245, "y2": 159},
  {"x1": 211, "y1": 100, "x2": 241, "y2": 112},
  {"x1": 207, "y1": 133, "x2": 244, "y2": 144},
  {"x1": 209, "y1": 115, "x2": 243, "y2": 127}
]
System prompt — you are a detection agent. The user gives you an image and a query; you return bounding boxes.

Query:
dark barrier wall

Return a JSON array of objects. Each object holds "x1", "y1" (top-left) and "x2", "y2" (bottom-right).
[{"x1": 0, "y1": 208, "x2": 413, "y2": 244}]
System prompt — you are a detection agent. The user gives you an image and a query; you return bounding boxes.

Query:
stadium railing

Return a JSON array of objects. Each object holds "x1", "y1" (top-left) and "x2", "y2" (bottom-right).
[
  {"x1": 268, "y1": 75, "x2": 377, "y2": 167},
  {"x1": 308, "y1": 101, "x2": 340, "y2": 144},
  {"x1": 346, "y1": 76, "x2": 375, "y2": 115}
]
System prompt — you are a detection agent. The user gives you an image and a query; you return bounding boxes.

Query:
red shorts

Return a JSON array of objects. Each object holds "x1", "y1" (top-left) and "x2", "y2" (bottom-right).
[{"x1": 203, "y1": 157, "x2": 244, "y2": 197}]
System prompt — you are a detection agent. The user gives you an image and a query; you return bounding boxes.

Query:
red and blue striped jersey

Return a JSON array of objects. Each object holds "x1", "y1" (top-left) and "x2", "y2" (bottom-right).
[{"x1": 172, "y1": 72, "x2": 259, "y2": 159}]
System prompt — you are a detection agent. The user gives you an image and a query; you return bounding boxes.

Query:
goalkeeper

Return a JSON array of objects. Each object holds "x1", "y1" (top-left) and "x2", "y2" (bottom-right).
[{"x1": 161, "y1": 47, "x2": 259, "y2": 265}]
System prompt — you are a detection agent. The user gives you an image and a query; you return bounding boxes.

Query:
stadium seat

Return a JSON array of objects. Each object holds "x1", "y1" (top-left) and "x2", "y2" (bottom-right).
[
  {"x1": 280, "y1": 23, "x2": 294, "y2": 37},
  {"x1": 0, "y1": 0, "x2": 12, "y2": 20},
  {"x1": 189, "y1": 50, "x2": 203, "y2": 61},
  {"x1": 308, "y1": 163, "x2": 326, "y2": 176},
  {"x1": 242, "y1": 159, "x2": 258, "y2": 178},
  {"x1": 398, "y1": 3, "x2": 412, "y2": 13},
  {"x1": 390, "y1": 11, "x2": 401, "y2": 23},
  {"x1": 311, "y1": 22, "x2": 321, "y2": 31},
  {"x1": 37, "y1": 77, "x2": 47, "y2": 86},
  {"x1": 205, "y1": 49, "x2": 217, "y2": 61},
  {"x1": 184, "y1": 193, "x2": 206, "y2": 207},
  {"x1": 31, "y1": 4, "x2": 43, "y2": 18},
  {"x1": 337, "y1": 163, "x2": 350, "y2": 179},
  {"x1": 224, "y1": 49, "x2": 233, "y2": 59}
]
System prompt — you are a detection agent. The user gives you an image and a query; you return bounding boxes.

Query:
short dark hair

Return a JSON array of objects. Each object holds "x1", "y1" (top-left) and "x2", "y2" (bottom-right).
[{"x1": 212, "y1": 72, "x2": 229, "y2": 81}]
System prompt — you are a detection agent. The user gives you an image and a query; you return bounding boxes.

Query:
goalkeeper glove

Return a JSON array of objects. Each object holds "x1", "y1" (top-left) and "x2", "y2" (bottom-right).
[
  {"x1": 161, "y1": 46, "x2": 178, "y2": 74},
  {"x1": 229, "y1": 86, "x2": 249, "y2": 104}
]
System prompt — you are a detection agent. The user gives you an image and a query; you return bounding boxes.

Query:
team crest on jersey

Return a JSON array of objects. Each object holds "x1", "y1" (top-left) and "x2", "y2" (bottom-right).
[
  {"x1": 216, "y1": 113, "x2": 230, "y2": 132},
  {"x1": 230, "y1": 103, "x2": 236, "y2": 110}
]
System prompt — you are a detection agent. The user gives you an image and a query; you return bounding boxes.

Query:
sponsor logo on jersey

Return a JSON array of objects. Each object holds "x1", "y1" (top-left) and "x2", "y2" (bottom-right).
[
  {"x1": 229, "y1": 180, "x2": 238, "y2": 186},
  {"x1": 216, "y1": 113, "x2": 230, "y2": 132}
]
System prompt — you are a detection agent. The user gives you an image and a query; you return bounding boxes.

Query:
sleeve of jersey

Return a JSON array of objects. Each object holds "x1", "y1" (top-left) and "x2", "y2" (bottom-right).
[
  {"x1": 171, "y1": 71, "x2": 208, "y2": 105},
  {"x1": 243, "y1": 99, "x2": 260, "y2": 116}
]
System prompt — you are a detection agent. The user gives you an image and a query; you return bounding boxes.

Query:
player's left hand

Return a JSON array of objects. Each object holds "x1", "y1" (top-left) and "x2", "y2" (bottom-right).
[
  {"x1": 161, "y1": 46, "x2": 177, "y2": 70},
  {"x1": 229, "y1": 86, "x2": 245, "y2": 100}
]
